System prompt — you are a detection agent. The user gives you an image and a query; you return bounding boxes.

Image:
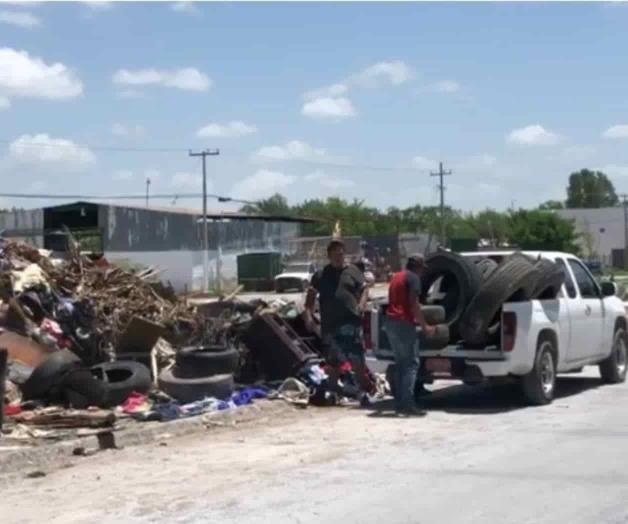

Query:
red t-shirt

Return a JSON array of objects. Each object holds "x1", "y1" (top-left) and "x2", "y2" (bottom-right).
[{"x1": 386, "y1": 270, "x2": 422, "y2": 324}]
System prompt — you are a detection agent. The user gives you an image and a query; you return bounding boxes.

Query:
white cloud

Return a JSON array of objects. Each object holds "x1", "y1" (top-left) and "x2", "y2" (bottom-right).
[
  {"x1": 303, "y1": 83, "x2": 348, "y2": 102},
  {"x1": 170, "y1": 172, "x2": 203, "y2": 189},
  {"x1": 302, "y1": 60, "x2": 412, "y2": 120},
  {"x1": 253, "y1": 140, "x2": 326, "y2": 162},
  {"x1": 412, "y1": 155, "x2": 436, "y2": 170},
  {"x1": 302, "y1": 96, "x2": 356, "y2": 121},
  {"x1": 112, "y1": 169, "x2": 135, "y2": 181},
  {"x1": 354, "y1": 60, "x2": 413, "y2": 88},
  {"x1": 0, "y1": 10, "x2": 40, "y2": 28},
  {"x1": 9, "y1": 134, "x2": 95, "y2": 170},
  {"x1": 113, "y1": 67, "x2": 211, "y2": 92},
  {"x1": 602, "y1": 125, "x2": 628, "y2": 139},
  {"x1": 432, "y1": 80, "x2": 460, "y2": 93},
  {"x1": 171, "y1": 1, "x2": 199, "y2": 14},
  {"x1": 0, "y1": 96, "x2": 9, "y2": 110},
  {"x1": 0, "y1": 48, "x2": 83, "y2": 102},
  {"x1": 112, "y1": 123, "x2": 146, "y2": 138},
  {"x1": 506, "y1": 124, "x2": 561, "y2": 146},
  {"x1": 232, "y1": 169, "x2": 296, "y2": 200},
  {"x1": 197, "y1": 121, "x2": 257, "y2": 139},
  {"x1": 304, "y1": 171, "x2": 355, "y2": 189}
]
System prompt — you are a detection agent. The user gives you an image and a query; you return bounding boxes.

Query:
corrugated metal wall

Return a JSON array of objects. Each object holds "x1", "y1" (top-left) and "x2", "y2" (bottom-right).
[{"x1": 0, "y1": 208, "x2": 44, "y2": 247}]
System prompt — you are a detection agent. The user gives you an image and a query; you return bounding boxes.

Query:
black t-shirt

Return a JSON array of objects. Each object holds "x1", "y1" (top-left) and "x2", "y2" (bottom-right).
[{"x1": 311, "y1": 264, "x2": 365, "y2": 335}]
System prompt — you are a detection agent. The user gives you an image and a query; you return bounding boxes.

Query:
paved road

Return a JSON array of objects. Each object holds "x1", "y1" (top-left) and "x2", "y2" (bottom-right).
[{"x1": 3, "y1": 368, "x2": 628, "y2": 524}]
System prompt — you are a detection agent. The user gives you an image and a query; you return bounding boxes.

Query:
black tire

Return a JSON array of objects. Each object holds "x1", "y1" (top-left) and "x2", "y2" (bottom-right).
[
  {"x1": 530, "y1": 258, "x2": 565, "y2": 300},
  {"x1": 419, "y1": 324, "x2": 450, "y2": 350},
  {"x1": 459, "y1": 256, "x2": 540, "y2": 347},
  {"x1": 420, "y1": 251, "x2": 482, "y2": 341},
  {"x1": 175, "y1": 345, "x2": 239, "y2": 378},
  {"x1": 91, "y1": 361, "x2": 152, "y2": 407},
  {"x1": 61, "y1": 368, "x2": 109, "y2": 408},
  {"x1": 21, "y1": 349, "x2": 81, "y2": 400},
  {"x1": 599, "y1": 327, "x2": 628, "y2": 384},
  {"x1": 158, "y1": 367, "x2": 234, "y2": 403},
  {"x1": 476, "y1": 258, "x2": 499, "y2": 280},
  {"x1": 521, "y1": 337, "x2": 557, "y2": 405},
  {"x1": 422, "y1": 305, "x2": 445, "y2": 325}
]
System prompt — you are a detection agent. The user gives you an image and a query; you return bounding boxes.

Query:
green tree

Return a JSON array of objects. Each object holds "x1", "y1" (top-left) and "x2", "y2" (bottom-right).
[
  {"x1": 468, "y1": 209, "x2": 511, "y2": 245},
  {"x1": 508, "y1": 209, "x2": 580, "y2": 253},
  {"x1": 241, "y1": 193, "x2": 291, "y2": 215},
  {"x1": 565, "y1": 169, "x2": 618, "y2": 208},
  {"x1": 539, "y1": 200, "x2": 564, "y2": 210}
]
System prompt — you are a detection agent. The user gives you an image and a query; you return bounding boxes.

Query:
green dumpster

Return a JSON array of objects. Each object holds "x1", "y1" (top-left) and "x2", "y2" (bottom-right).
[{"x1": 237, "y1": 252, "x2": 283, "y2": 291}]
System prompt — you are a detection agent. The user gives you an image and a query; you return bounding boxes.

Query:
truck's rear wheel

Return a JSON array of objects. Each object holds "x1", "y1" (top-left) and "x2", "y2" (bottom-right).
[
  {"x1": 599, "y1": 327, "x2": 628, "y2": 384},
  {"x1": 521, "y1": 339, "x2": 556, "y2": 405}
]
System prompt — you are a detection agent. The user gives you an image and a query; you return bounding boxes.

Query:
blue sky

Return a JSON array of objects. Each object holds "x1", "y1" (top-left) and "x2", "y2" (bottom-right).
[{"x1": 2, "y1": 1, "x2": 628, "y2": 212}]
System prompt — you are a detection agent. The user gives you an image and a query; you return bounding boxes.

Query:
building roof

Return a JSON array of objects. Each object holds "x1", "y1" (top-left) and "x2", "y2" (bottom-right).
[{"x1": 43, "y1": 200, "x2": 318, "y2": 224}]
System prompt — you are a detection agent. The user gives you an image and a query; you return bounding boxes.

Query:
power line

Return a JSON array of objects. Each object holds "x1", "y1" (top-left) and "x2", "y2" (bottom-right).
[
  {"x1": 0, "y1": 191, "x2": 258, "y2": 205},
  {"x1": 430, "y1": 161, "x2": 452, "y2": 246},
  {"x1": 0, "y1": 138, "x2": 434, "y2": 172}
]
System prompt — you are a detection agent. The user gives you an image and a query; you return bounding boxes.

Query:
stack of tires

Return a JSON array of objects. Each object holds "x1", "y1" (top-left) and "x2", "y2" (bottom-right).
[
  {"x1": 158, "y1": 345, "x2": 238, "y2": 403},
  {"x1": 21, "y1": 350, "x2": 153, "y2": 408},
  {"x1": 421, "y1": 251, "x2": 565, "y2": 348}
]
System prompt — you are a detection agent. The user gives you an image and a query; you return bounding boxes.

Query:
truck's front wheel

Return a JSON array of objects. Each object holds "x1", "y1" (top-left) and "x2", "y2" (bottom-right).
[
  {"x1": 521, "y1": 339, "x2": 556, "y2": 405},
  {"x1": 599, "y1": 327, "x2": 628, "y2": 384}
]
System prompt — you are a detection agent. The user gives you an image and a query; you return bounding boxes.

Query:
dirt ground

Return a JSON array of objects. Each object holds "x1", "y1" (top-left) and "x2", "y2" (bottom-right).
[{"x1": 3, "y1": 367, "x2": 628, "y2": 524}]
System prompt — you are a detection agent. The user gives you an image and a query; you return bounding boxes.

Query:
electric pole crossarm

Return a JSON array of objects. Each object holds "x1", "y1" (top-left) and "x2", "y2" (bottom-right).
[{"x1": 430, "y1": 161, "x2": 452, "y2": 248}]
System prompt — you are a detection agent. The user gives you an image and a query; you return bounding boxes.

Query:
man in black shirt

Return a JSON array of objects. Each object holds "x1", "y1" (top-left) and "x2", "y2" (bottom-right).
[{"x1": 305, "y1": 240, "x2": 371, "y2": 401}]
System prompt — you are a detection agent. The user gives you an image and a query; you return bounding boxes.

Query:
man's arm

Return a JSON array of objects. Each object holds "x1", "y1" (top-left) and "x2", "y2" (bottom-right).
[{"x1": 408, "y1": 272, "x2": 435, "y2": 335}]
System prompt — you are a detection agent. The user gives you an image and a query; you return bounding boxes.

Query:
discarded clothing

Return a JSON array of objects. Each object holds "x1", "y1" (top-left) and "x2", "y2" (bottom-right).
[
  {"x1": 121, "y1": 392, "x2": 153, "y2": 416},
  {"x1": 3, "y1": 403, "x2": 22, "y2": 416},
  {"x1": 268, "y1": 378, "x2": 310, "y2": 407},
  {"x1": 231, "y1": 387, "x2": 269, "y2": 407},
  {"x1": 179, "y1": 397, "x2": 228, "y2": 417}
]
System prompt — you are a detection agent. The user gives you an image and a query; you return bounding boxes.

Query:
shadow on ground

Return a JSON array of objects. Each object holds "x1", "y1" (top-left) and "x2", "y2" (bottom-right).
[{"x1": 366, "y1": 376, "x2": 604, "y2": 417}]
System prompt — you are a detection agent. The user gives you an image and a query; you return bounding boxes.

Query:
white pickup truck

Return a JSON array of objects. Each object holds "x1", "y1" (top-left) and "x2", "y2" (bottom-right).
[{"x1": 364, "y1": 251, "x2": 628, "y2": 405}]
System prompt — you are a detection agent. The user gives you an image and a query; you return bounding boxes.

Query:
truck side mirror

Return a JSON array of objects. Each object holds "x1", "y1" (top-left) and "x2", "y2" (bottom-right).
[{"x1": 601, "y1": 281, "x2": 617, "y2": 297}]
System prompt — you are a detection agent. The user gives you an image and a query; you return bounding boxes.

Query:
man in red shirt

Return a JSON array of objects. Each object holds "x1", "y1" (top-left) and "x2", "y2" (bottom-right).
[{"x1": 386, "y1": 254, "x2": 435, "y2": 416}]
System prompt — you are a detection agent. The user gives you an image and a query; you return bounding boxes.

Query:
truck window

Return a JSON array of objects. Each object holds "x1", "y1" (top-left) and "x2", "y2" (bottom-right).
[
  {"x1": 555, "y1": 258, "x2": 576, "y2": 298},
  {"x1": 567, "y1": 259, "x2": 600, "y2": 299}
]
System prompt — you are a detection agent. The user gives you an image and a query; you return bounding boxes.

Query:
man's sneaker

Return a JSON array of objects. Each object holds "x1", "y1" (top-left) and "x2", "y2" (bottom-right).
[
  {"x1": 359, "y1": 393, "x2": 373, "y2": 408},
  {"x1": 396, "y1": 407, "x2": 427, "y2": 418}
]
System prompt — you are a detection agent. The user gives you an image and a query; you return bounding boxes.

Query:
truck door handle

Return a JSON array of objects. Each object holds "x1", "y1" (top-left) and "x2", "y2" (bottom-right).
[{"x1": 585, "y1": 305, "x2": 592, "y2": 315}]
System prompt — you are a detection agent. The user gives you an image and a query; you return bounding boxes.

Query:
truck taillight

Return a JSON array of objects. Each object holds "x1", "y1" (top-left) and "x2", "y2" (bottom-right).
[
  {"x1": 362, "y1": 311, "x2": 373, "y2": 350},
  {"x1": 502, "y1": 311, "x2": 517, "y2": 352}
]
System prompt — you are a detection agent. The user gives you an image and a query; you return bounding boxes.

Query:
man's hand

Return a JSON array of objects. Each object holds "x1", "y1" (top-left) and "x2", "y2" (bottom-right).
[{"x1": 422, "y1": 324, "x2": 436, "y2": 337}]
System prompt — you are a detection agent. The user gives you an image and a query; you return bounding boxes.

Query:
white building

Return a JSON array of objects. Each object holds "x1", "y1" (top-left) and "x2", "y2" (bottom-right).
[{"x1": 557, "y1": 207, "x2": 625, "y2": 265}]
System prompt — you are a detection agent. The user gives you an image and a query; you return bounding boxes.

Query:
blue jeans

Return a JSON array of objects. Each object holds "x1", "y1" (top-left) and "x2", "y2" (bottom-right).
[{"x1": 385, "y1": 317, "x2": 419, "y2": 412}]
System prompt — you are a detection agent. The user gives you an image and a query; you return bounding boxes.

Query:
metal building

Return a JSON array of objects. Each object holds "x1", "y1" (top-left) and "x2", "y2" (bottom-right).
[{"x1": 0, "y1": 201, "x2": 312, "y2": 292}]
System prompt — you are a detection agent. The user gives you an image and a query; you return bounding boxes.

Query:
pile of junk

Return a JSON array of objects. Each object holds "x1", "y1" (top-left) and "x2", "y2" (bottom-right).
[{"x1": 0, "y1": 239, "x2": 380, "y2": 441}]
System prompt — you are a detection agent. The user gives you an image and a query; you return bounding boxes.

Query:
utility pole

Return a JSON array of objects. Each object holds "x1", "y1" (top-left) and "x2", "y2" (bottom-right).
[
  {"x1": 189, "y1": 149, "x2": 220, "y2": 292},
  {"x1": 430, "y1": 161, "x2": 452, "y2": 247},
  {"x1": 145, "y1": 177, "x2": 151, "y2": 207},
  {"x1": 622, "y1": 194, "x2": 628, "y2": 269}
]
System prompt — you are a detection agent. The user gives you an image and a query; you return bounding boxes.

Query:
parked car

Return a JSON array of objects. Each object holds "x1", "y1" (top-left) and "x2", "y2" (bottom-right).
[
  {"x1": 364, "y1": 251, "x2": 627, "y2": 405},
  {"x1": 274, "y1": 262, "x2": 316, "y2": 293}
]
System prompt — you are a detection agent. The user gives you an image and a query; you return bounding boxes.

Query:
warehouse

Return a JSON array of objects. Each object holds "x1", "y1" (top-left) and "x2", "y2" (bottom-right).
[{"x1": 0, "y1": 201, "x2": 313, "y2": 292}]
